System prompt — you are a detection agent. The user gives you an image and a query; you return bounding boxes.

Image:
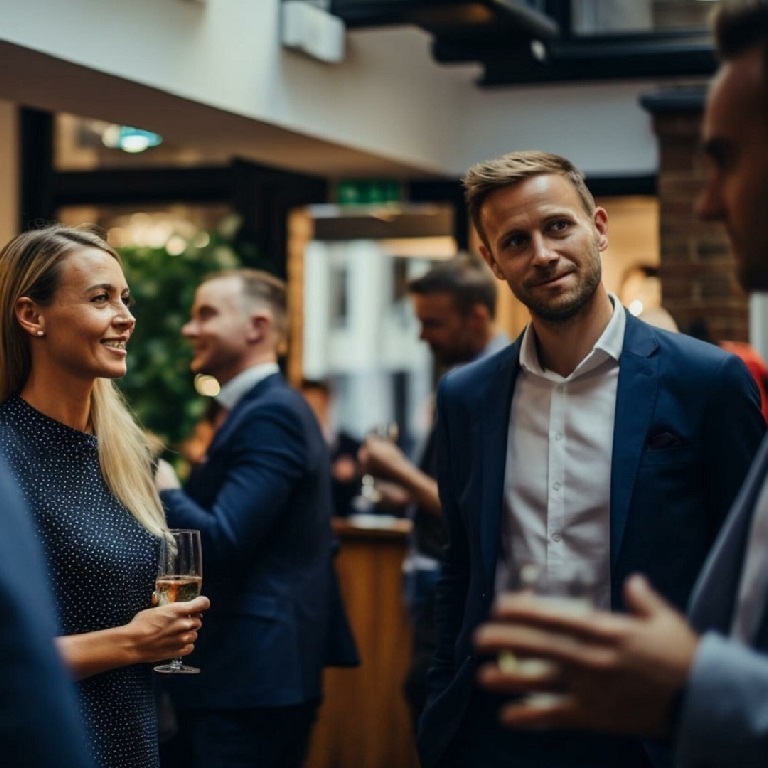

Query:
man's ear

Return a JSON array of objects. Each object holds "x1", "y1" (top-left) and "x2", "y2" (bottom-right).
[
  {"x1": 468, "y1": 303, "x2": 490, "y2": 327},
  {"x1": 246, "y1": 312, "x2": 270, "y2": 343},
  {"x1": 15, "y1": 297, "x2": 45, "y2": 338},
  {"x1": 594, "y1": 207, "x2": 609, "y2": 252}
]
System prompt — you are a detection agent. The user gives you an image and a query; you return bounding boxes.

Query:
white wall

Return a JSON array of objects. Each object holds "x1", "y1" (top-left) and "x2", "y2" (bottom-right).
[
  {"x1": 462, "y1": 81, "x2": 660, "y2": 175},
  {"x1": 0, "y1": 0, "x2": 678, "y2": 177}
]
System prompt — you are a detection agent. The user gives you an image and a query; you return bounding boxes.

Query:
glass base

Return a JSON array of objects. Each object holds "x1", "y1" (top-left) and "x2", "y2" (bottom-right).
[{"x1": 153, "y1": 662, "x2": 200, "y2": 674}]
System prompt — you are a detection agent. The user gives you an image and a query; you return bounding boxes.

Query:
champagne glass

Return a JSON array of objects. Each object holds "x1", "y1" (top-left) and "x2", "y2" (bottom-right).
[
  {"x1": 359, "y1": 422, "x2": 400, "y2": 505},
  {"x1": 498, "y1": 561, "x2": 595, "y2": 707},
  {"x1": 153, "y1": 528, "x2": 203, "y2": 675}
]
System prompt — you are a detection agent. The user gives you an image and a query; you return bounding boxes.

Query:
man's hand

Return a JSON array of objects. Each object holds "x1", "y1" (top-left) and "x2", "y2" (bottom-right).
[
  {"x1": 154, "y1": 458, "x2": 181, "y2": 491},
  {"x1": 473, "y1": 574, "x2": 699, "y2": 738},
  {"x1": 358, "y1": 435, "x2": 410, "y2": 481}
]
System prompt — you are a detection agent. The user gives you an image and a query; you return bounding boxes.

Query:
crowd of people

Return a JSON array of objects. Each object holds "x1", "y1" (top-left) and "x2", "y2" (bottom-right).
[{"x1": 2, "y1": 2, "x2": 768, "y2": 768}]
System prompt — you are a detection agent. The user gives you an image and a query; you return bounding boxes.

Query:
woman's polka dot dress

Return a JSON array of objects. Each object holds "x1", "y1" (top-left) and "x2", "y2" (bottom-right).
[{"x1": 0, "y1": 396, "x2": 161, "y2": 768}]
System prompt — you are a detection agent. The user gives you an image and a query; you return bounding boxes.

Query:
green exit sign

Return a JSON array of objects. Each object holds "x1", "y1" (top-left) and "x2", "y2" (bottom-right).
[{"x1": 336, "y1": 179, "x2": 402, "y2": 206}]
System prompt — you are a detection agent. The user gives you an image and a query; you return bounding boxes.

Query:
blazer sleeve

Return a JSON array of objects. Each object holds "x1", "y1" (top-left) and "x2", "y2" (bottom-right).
[
  {"x1": 161, "y1": 398, "x2": 308, "y2": 572},
  {"x1": 675, "y1": 632, "x2": 768, "y2": 767},
  {"x1": 0, "y1": 467, "x2": 95, "y2": 768},
  {"x1": 703, "y1": 353, "x2": 767, "y2": 531}
]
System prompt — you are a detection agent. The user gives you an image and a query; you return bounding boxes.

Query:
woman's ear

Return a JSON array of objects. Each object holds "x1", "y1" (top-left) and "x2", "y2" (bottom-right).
[{"x1": 15, "y1": 297, "x2": 45, "y2": 338}]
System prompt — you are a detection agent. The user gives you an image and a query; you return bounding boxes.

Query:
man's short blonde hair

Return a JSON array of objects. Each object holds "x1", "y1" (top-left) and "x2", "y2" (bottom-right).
[{"x1": 462, "y1": 150, "x2": 596, "y2": 249}]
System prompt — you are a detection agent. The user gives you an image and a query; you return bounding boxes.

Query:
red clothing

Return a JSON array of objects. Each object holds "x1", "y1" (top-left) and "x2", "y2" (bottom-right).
[{"x1": 721, "y1": 340, "x2": 768, "y2": 422}]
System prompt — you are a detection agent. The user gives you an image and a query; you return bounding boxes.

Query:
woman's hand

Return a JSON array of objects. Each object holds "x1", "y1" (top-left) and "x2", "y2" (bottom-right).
[
  {"x1": 126, "y1": 595, "x2": 211, "y2": 664},
  {"x1": 56, "y1": 595, "x2": 211, "y2": 680}
]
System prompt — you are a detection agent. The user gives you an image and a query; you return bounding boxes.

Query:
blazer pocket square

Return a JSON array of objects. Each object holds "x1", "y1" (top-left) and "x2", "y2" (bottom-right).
[{"x1": 646, "y1": 431, "x2": 684, "y2": 450}]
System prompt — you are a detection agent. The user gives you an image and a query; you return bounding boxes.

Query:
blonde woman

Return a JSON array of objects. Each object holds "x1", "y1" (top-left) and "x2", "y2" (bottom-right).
[{"x1": 0, "y1": 224, "x2": 210, "y2": 768}]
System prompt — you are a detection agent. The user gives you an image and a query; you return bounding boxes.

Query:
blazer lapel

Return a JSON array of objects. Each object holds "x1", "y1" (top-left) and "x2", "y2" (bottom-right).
[
  {"x1": 610, "y1": 314, "x2": 659, "y2": 569},
  {"x1": 478, "y1": 343, "x2": 522, "y2": 590}
]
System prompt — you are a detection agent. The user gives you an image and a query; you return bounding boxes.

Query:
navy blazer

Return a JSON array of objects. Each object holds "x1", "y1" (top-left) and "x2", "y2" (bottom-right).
[
  {"x1": 418, "y1": 310, "x2": 766, "y2": 768},
  {"x1": 160, "y1": 372, "x2": 356, "y2": 709},
  {"x1": 0, "y1": 464, "x2": 94, "y2": 768}
]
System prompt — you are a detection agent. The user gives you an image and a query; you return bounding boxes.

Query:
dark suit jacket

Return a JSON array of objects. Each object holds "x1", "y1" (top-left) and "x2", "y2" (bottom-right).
[
  {"x1": 161, "y1": 372, "x2": 356, "y2": 710},
  {"x1": 675, "y1": 433, "x2": 768, "y2": 767},
  {"x1": 418, "y1": 311, "x2": 765, "y2": 768},
  {"x1": 0, "y1": 465, "x2": 94, "y2": 768}
]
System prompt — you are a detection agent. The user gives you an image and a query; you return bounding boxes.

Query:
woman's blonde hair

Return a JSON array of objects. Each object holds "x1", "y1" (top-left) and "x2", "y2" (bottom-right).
[{"x1": 0, "y1": 224, "x2": 167, "y2": 538}]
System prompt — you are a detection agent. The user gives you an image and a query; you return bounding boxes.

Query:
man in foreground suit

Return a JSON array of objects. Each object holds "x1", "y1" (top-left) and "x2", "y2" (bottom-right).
[
  {"x1": 416, "y1": 147, "x2": 766, "y2": 768},
  {"x1": 155, "y1": 269, "x2": 355, "y2": 768},
  {"x1": 0, "y1": 463, "x2": 95, "y2": 768},
  {"x1": 472, "y1": 3, "x2": 768, "y2": 767}
]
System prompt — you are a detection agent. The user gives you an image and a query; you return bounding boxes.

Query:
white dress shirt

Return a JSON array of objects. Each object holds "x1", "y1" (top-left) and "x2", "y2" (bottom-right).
[
  {"x1": 216, "y1": 362, "x2": 280, "y2": 411},
  {"x1": 497, "y1": 296, "x2": 625, "y2": 609}
]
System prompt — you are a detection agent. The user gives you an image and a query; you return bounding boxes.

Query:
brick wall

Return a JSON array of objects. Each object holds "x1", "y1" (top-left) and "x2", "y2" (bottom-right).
[{"x1": 641, "y1": 88, "x2": 750, "y2": 341}]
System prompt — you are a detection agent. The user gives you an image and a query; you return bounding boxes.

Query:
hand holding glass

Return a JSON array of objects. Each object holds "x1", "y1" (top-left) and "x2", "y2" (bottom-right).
[
  {"x1": 154, "y1": 528, "x2": 203, "y2": 675},
  {"x1": 360, "y1": 423, "x2": 399, "y2": 505},
  {"x1": 498, "y1": 562, "x2": 596, "y2": 707}
]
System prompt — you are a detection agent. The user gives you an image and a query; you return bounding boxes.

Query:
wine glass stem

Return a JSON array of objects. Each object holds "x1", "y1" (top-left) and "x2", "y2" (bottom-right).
[{"x1": 170, "y1": 657, "x2": 183, "y2": 672}]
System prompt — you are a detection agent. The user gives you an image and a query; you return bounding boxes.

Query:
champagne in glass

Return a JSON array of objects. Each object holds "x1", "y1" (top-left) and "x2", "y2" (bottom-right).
[
  {"x1": 498, "y1": 561, "x2": 596, "y2": 707},
  {"x1": 154, "y1": 528, "x2": 203, "y2": 675},
  {"x1": 359, "y1": 422, "x2": 400, "y2": 506}
]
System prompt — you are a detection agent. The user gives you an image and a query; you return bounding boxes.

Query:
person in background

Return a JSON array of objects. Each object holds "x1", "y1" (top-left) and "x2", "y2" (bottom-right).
[
  {"x1": 358, "y1": 253, "x2": 508, "y2": 731},
  {"x1": 472, "y1": 3, "x2": 768, "y2": 767},
  {"x1": 155, "y1": 268, "x2": 357, "y2": 768},
  {"x1": 0, "y1": 462, "x2": 95, "y2": 768},
  {"x1": 300, "y1": 377, "x2": 362, "y2": 517},
  {"x1": 619, "y1": 263, "x2": 679, "y2": 332},
  {"x1": 178, "y1": 397, "x2": 225, "y2": 474},
  {"x1": 0, "y1": 224, "x2": 210, "y2": 768},
  {"x1": 417, "y1": 150, "x2": 766, "y2": 768}
]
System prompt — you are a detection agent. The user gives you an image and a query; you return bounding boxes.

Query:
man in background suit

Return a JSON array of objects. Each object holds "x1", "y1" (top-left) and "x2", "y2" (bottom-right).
[
  {"x1": 471, "y1": 3, "x2": 768, "y2": 767},
  {"x1": 358, "y1": 254, "x2": 508, "y2": 731},
  {"x1": 417, "y1": 149, "x2": 766, "y2": 768},
  {"x1": 155, "y1": 269, "x2": 355, "y2": 768},
  {"x1": 0, "y1": 463, "x2": 94, "y2": 768}
]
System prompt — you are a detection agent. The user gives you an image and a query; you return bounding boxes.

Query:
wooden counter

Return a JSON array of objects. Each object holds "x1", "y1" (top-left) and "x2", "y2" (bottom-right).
[{"x1": 306, "y1": 517, "x2": 420, "y2": 768}]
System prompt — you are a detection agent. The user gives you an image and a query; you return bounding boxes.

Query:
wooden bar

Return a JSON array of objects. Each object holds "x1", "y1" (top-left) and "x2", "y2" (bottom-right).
[{"x1": 307, "y1": 517, "x2": 420, "y2": 768}]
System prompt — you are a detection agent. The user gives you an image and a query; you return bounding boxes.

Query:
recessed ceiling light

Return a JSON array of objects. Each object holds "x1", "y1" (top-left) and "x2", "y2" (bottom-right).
[{"x1": 101, "y1": 125, "x2": 163, "y2": 153}]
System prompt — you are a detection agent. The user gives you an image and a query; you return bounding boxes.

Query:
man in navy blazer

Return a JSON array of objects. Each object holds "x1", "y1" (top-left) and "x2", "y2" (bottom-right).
[
  {"x1": 417, "y1": 149, "x2": 765, "y2": 768},
  {"x1": 469, "y1": 3, "x2": 768, "y2": 767},
  {"x1": 155, "y1": 269, "x2": 355, "y2": 768},
  {"x1": 0, "y1": 463, "x2": 95, "y2": 768}
]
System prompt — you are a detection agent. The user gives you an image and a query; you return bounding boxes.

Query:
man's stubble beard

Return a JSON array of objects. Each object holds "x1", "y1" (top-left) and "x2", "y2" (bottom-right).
[{"x1": 514, "y1": 249, "x2": 602, "y2": 324}]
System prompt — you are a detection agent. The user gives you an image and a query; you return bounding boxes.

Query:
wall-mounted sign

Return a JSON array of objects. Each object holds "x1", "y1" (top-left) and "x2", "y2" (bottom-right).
[{"x1": 336, "y1": 180, "x2": 402, "y2": 206}]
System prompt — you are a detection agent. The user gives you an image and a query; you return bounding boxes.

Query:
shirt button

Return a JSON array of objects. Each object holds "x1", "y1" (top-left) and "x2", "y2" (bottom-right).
[
  {"x1": 555, "y1": 432, "x2": 563, "y2": 441},
  {"x1": 552, "y1": 532, "x2": 562, "y2": 542},
  {"x1": 553, "y1": 482, "x2": 561, "y2": 491}
]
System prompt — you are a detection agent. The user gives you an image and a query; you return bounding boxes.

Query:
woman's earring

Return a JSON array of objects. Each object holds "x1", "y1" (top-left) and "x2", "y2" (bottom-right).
[{"x1": 36, "y1": 330, "x2": 44, "y2": 337}]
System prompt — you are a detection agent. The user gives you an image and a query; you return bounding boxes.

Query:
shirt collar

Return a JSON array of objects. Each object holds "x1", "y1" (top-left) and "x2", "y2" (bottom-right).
[
  {"x1": 519, "y1": 293, "x2": 625, "y2": 380},
  {"x1": 216, "y1": 362, "x2": 280, "y2": 411}
]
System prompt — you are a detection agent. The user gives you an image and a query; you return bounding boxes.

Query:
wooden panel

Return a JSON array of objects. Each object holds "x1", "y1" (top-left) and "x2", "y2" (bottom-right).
[{"x1": 307, "y1": 519, "x2": 420, "y2": 768}]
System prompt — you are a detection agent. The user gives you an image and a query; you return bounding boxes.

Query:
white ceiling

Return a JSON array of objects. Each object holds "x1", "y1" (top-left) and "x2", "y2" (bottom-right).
[{"x1": 0, "y1": 41, "x2": 436, "y2": 179}]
